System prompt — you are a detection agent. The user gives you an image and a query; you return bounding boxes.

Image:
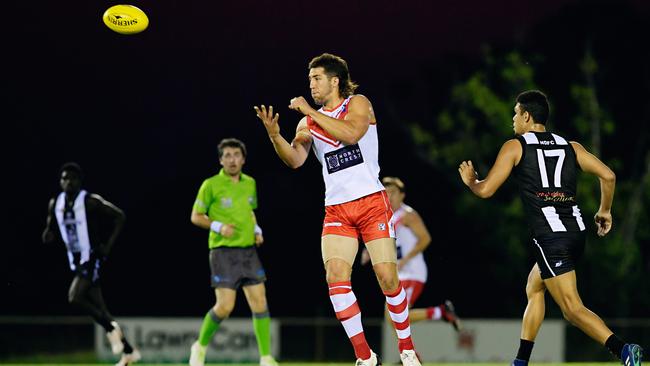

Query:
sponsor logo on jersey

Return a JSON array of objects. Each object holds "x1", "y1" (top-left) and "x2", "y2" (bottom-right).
[{"x1": 324, "y1": 144, "x2": 364, "y2": 174}]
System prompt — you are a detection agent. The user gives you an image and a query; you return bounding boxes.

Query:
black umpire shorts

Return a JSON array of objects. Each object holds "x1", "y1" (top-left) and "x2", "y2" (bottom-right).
[
  {"x1": 532, "y1": 231, "x2": 586, "y2": 280},
  {"x1": 72, "y1": 253, "x2": 102, "y2": 284},
  {"x1": 209, "y1": 246, "x2": 266, "y2": 289}
]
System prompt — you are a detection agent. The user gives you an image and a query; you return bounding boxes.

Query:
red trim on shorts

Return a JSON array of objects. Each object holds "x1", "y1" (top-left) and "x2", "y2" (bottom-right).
[{"x1": 322, "y1": 191, "x2": 394, "y2": 242}]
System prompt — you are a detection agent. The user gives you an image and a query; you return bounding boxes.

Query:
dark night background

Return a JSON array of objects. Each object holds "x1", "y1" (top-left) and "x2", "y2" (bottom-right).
[{"x1": 3, "y1": 0, "x2": 649, "y2": 322}]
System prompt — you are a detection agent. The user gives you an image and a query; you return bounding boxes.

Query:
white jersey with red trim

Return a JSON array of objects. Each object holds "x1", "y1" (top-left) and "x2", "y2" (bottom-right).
[
  {"x1": 393, "y1": 204, "x2": 428, "y2": 283},
  {"x1": 307, "y1": 95, "x2": 384, "y2": 206}
]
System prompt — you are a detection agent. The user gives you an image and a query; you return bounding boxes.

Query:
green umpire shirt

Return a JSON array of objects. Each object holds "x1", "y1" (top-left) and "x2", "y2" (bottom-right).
[{"x1": 193, "y1": 169, "x2": 258, "y2": 249}]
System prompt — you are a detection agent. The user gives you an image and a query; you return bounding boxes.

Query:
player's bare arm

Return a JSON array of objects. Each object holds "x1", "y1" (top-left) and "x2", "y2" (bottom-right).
[
  {"x1": 571, "y1": 141, "x2": 616, "y2": 237},
  {"x1": 42, "y1": 198, "x2": 57, "y2": 243},
  {"x1": 289, "y1": 95, "x2": 372, "y2": 145},
  {"x1": 399, "y1": 209, "x2": 432, "y2": 267},
  {"x1": 252, "y1": 211, "x2": 264, "y2": 246},
  {"x1": 191, "y1": 208, "x2": 235, "y2": 237},
  {"x1": 254, "y1": 104, "x2": 312, "y2": 169},
  {"x1": 89, "y1": 194, "x2": 125, "y2": 254},
  {"x1": 459, "y1": 139, "x2": 522, "y2": 198}
]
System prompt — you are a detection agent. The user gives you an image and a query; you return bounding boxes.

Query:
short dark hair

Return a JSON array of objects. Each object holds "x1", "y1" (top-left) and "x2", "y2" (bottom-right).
[
  {"x1": 382, "y1": 176, "x2": 405, "y2": 192},
  {"x1": 516, "y1": 90, "x2": 550, "y2": 124},
  {"x1": 218, "y1": 138, "x2": 247, "y2": 158},
  {"x1": 308, "y1": 53, "x2": 358, "y2": 98},
  {"x1": 59, "y1": 162, "x2": 83, "y2": 179}
]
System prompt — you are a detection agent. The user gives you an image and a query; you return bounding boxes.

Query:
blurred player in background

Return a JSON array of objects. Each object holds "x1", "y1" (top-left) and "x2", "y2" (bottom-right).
[
  {"x1": 255, "y1": 53, "x2": 421, "y2": 366},
  {"x1": 361, "y1": 176, "x2": 462, "y2": 331},
  {"x1": 458, "y1": 90, "x2": 643, "y2": 366},
  {"x1": 42, "y1": 162, "x2": 140, "y2": 366},
  {"x1": 188, "y1": 138, "x2": 278, "y2": 366}
]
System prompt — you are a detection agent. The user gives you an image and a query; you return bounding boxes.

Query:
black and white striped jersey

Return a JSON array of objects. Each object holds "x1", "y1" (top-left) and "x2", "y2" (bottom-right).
[{"x1": 513, "y1": 132, "x2": 586, "y2": 236}]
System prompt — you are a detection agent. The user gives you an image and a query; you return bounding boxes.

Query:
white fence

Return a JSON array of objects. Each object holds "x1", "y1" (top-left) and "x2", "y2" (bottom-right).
[
  {"x1": 382, "y1": 319, "x2": 564, "y2": 363},
  {"x1": 1, "y1": 316, "x2": 649, "y2": 362},
  {"x1": 95, "y1": 317, "x2": 280, "y2": 362}
]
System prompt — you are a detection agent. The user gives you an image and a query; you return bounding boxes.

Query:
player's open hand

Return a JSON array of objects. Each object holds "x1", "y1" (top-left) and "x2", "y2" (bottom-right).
[
  {"x1": 594, "y1": 210, "x2": 612, "y2": 237},
  {"x1": 458, "y1": 160, "x2": 478, "y2": 187},
  {"x1": 254, "y1": 105, "x2": 280, "y2": 138},
  {"x1": 255, "y1": 233, "x2": 264, "y2": 246},
  {"x1": 289, "y1": 96, "x2": 313, "y2": 115}
]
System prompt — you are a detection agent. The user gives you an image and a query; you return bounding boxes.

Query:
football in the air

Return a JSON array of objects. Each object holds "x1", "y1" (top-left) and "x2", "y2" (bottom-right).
[{"x1": 102, "y1": 5, "x2": 149, "y2": 35}]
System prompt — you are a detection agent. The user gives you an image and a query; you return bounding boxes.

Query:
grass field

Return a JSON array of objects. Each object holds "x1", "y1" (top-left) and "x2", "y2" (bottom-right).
[
  {"x1": 0, "y1": 363, "x2": 624, "y2": 366},
  {"x1": 0, "y1": 353, "x2": 623, "y2": 366}
]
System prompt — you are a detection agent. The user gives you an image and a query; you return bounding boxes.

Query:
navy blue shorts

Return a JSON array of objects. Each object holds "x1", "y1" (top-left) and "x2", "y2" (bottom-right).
[
  {"x1": 532, "y1": 232, "x2": 586, "y2": 280},
  {"x1": 72, "y1": 253, "x2": 102, "y2": 284},
  {"x1": 209, "y1": 247, "x2": 266, "y2": 289}
]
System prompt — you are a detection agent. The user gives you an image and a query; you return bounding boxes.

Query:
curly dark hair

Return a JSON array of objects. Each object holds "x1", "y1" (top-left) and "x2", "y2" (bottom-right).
[{"x1": 308, "y1": 53, "x2": 358, "y2": 98}]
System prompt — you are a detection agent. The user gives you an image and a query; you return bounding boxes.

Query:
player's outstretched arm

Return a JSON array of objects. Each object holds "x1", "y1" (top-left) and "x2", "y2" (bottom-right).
[
  {"x1": 42, "y1": 198, "x2": 57, "y2": 243},
  {"x1": 571, "y1": 141, "x2": 616, "y2": 236},
  {"x1": 289, "y1": 95, "x2": 371, "y2": 145},
  {"x1": 459, "y1": 139, "x2": 521, "y2": 198},
  {"x1": 254, "y1": 104, "x2": 311, "y2": 169}
]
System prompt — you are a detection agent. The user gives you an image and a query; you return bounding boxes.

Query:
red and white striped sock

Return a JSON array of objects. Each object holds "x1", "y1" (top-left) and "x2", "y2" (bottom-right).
[
  {"x1": 328, "y1": 281, "x2": 371, "y2": 360},
  {"x1": 385, "y1": 284, "x2": 414, "y2": 352},
  {"x1": 426, "y1": 306, "x2": 442, "y2": 320}
]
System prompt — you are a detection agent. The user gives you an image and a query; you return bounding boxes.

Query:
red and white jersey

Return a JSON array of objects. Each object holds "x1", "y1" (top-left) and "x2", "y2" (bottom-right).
[
  {"x1": 307, "y1": 95, "x2": 384, "y2": 206},
  {"x1": 393, "y1": 204, "x2": 428, "y2": 283}
]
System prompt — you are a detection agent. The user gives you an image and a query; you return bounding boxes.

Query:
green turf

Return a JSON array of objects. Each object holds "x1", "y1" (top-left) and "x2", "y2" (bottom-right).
[{"x1": 0, "y1": 363, "x2": 623, "y2": 366}]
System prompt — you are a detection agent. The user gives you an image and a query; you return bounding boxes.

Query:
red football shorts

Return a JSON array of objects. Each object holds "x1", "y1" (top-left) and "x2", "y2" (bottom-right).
[{"x1": 322, "y1": 190, "x2": 395, "y2": 243}]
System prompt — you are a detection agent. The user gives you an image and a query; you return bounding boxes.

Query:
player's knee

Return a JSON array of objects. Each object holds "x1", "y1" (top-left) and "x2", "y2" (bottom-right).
[
  {"x1": 561, "y1": 308, "x2": 583, "y2": 325},
  {"x1": 214, "y1": 302, "x2": 235, "y2": 317},
  {"x1": 525, "y1": 283, "x2": 544, "y2": 299},
  {"x1": 325, "y1": 259, "x2": 351, "y2": 283},
  {"x1": 375, "y1": 271, "x2": 399, "y2": 291},
  {"x1": 558, "y1": 298, "x2": 583, "y2": 323},
  {"x1": 248, "y1": 298, "x2": 268, "y2": 313},
  {"x1": 325, "y1": 271, "x2": 349, "y2": 283},
  {"x1": 377, "y1": 276, "x2": 399, "y2": 291}
]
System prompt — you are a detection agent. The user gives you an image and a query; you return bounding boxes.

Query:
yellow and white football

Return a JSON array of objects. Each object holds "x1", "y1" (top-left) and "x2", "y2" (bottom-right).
[{"x1": 102, "y1": 5, "x2": 149, "y2": 35}]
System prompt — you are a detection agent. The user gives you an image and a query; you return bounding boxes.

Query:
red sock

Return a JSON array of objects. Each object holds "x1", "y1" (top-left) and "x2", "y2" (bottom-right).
[
  {"x1": 384, "y1": 285, "x2": 414, "y2": 352},
  {"x1": 329, "y1": 281, "x2": 371, "y2": 360}
]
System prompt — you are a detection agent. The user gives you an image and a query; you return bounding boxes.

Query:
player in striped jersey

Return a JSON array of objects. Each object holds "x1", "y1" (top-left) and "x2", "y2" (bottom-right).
[
  {"x1": 42, "y1": 162, "x2": 140, "y2": 366},
  {"x1": 458, "y1": 90, "x2": 642, "y2": 366},
  {"x1": 255, "y1": 53, "x2": 420, "y2": 366},
  {"x1": 361, "y1": 177, "x2": 462, "y2": 331}
]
